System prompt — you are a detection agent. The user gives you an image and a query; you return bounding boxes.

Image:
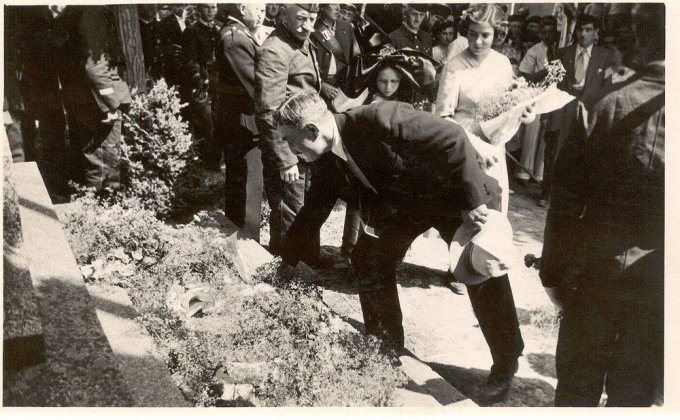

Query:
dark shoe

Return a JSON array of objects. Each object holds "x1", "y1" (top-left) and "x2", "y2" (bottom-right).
[{"x1": 478, "y1": 360, "x2": 519, "y2": 406}]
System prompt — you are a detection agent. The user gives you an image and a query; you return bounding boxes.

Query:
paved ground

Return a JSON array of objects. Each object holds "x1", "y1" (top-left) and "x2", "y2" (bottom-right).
[{"x1": 262, "y1": 180, "x2": 560, "y2": 407}]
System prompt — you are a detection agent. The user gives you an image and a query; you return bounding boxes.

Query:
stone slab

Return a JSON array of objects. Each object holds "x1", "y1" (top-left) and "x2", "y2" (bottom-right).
[
  {"x1": 4, "y1": 162, "x2": 132, "y2": 406},
  {"x1": 86, "y1": 284, "x2": 189, "y2": 407}
]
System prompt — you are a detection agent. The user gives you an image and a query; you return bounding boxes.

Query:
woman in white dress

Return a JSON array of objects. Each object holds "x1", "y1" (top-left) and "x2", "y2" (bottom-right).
[{"x1": 436, "y1": 4, "x2": 535, "y2": 214}]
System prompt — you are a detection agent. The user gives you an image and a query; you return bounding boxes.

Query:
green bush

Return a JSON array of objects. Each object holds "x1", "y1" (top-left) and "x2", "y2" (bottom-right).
[
  {"x1": 121, "y1": 79, "x2": 195, "y2": 218},
  {"x1": 62, "y1": 198, "x2": 406, "y2": 407}
]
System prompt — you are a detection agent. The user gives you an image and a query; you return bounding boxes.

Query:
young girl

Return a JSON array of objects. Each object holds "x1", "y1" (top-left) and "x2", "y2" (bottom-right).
[{"x1": 367, "y1": 62, "x2": 408, "y2": 104}]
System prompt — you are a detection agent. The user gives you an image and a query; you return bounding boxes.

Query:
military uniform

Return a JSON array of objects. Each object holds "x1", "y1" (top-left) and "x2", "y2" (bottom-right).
[
  {"x1": 254, "y1": 24, "x2": 322, "y2": 258},
  {"x1": 181, "y1": 19, "x2": 221, "y2": 168},
  {"x1": 388, "y1": 24, "x2": 433, "y2": 56},
  {"x1": 215, "y1": 18, "x2": 271, "y2": 228},
  {"x1": 54, "y1": 6, "x2": 131, "y2": 191},
  {"x1": 158, "y1": 13, "x2": 185, "y2": 89}
]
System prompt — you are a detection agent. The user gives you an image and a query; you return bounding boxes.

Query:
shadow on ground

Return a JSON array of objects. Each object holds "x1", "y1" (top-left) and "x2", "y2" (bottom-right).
[
  {"x1": 526, "y1": 353, "x2": 557, "y2": 379},
  {"x1": 428, "y1": 362, "x2": 555, "y2": 407}
]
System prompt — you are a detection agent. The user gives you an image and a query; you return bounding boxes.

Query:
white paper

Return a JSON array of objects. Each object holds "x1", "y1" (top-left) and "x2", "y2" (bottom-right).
[{"x1": 480, "y1": 85, "x2": 575, "y2": 146}]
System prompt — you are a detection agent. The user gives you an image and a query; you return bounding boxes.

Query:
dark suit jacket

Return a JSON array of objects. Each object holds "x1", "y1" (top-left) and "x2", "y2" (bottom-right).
[
  {"x1": 158, "y1": 14, "x2": 184, "y2": 87},
  {"x1": 541, "y1": 63, "x2": 664, "y2": 290},
  {"x1": 312, "y1": 19, "x2": 359, "y2": 83},
  {"x1": 181, "y1": 21, "x2": 219, "y2": 90},
  {"x1": 281, "y1": 102, "x2": 499, "y2": 266},
  {"x1": 388, "y1": 25, "x2": 432, "y2": 56},
  {"x1": 557, "y1": 44, "x2": 613, "y2": 108}
]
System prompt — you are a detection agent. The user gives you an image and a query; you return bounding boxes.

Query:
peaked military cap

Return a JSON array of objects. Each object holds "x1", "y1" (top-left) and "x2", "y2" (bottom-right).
[{"x1": 296, "y1": 4, "x2": 320, "y2": 13}]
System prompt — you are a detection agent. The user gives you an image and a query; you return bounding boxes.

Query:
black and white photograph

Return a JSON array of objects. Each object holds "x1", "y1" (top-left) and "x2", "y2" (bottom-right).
[{"x1": 1, "y1": 1, "x2": 671, "y2": 413}]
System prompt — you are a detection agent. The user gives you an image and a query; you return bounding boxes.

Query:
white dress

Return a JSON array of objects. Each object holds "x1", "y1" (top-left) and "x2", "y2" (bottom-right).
[{"x1": 435, "y1": 48, "x2": 514, "y2": 213}]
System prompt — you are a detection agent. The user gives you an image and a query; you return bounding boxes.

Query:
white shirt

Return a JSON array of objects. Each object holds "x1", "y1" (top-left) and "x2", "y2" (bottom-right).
[
  {"x1": 573, "y1": 44, "x2": 593, "y2": 89},
  {"x1": 519, "y1": 42, "x2": 548, "y2": 74},
  {"x1": 175, "y1": 14, "x2": 186, "y2": 32}
]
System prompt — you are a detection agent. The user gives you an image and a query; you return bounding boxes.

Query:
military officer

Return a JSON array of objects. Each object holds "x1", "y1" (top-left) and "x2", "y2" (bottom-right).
[
  {"x1": 388, "y1": 4, "x2": 432, "y2": 55},
  {"x1": 254, "y1": 3, "x2": 323, "y2": 265},
  {"x1": 215, "y1": 3, "x2": 271, "y2": 229}
]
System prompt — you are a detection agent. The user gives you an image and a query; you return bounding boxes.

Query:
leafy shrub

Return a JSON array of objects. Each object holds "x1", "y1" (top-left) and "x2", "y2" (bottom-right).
[
  {"x1": 121, "y1": 79, "x2": 195, "y2": 218},
  {"x1": 63, "y1": 199, "x2": 407, "y2": 407}
]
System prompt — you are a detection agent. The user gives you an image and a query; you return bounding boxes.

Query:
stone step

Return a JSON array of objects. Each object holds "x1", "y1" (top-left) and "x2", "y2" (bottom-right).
[
  {"x1": 3, "y1": 137, "x2": 46, "y2": 370},
  {"x1": 4, "y1": 163, "x2": 133, "y2": 406},
  {"x1": 196, "y1": 211, "x2": 477, "y2": 407}
]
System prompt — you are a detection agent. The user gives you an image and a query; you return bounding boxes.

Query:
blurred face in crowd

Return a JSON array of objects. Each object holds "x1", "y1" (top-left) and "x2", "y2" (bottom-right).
[
  {"x1": 339, "y1": 8, "x2": 355, "y2": 22},
  {"x1": 429, "y1": 13, "x2": 444, "y2": 28},
  {"x1": 509, "y1": 20, "x2": 523, "y2": 40},
  {"x1": 540, "y1": 24, "x2": 558, "y2": 45},
  {"x1": 282, "y1": 4, "x2": 317, "y2": 41},
  {"x1": 576, "y1": 23, "x2": 597, "y2": 48},
  {"x1": 403, "y1": 6, "x2": 426, "y2": 32},
  {"x1": 438, "y1": 26, "x2": 456, "y2": 47},
  {"x1": 198, "y1": 3, "x2": 217, "y2": 23},
  {"x1": 376, "y1": 66, "x2": 402, "y2": 98},
  {"x1": 321, "y1": 4, "x2": 341, "y2": 23},
  {"x1": 467, "y1": 21, "x2": 495, "y2": 58},
  {"x1": 526, "y1": 21, "x2": 540, "y2": 37},
  {"x1": 157, "y1": 4, "x2": 172, "y2": 20},
  {"x1": 265, "y1": 3, "x2": 279, "y2": 19},
  {"x1": 240, "y1": 3, "x2": 266, "y2": 30},
  {"x1": 173, "y1": 4, "x2": 187, "y2": 17}
]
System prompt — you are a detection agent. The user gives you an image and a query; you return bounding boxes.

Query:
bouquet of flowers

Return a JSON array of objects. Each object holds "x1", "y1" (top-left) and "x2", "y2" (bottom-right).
[{"x1": 463, "y1": 60, "x2": 574, "y2": 146}]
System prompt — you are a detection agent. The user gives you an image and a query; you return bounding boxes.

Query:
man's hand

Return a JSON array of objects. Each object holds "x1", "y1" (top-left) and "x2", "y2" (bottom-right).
[
  {"x1": 280, "y1": 164, "x2": 300, "y2": 183},
  {"x1": 461, "y1": 204, "x2": 490, "y2": 230},
  {"x1": 519, "y1": 102, "x2": 537, "y2": 124},
  {"x1": 320, "y1": 82, "x2": 339, "y2": 100},
  {"x1": 544, "y1": 286, "x2": 564, "y2": 313}
]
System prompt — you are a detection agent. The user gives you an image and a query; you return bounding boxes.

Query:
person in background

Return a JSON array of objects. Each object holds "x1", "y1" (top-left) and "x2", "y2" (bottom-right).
[
  {"x1": 540, "y1": 3, "x2": 664, "y2": 407},
  {"x1": 525, "y1": 15, "x2": 542, "y2": 47},
  {"x1": 436, "y1": 3, "x2": 533, "y2": 404},
  {"x1": 339, "y1": 3, "x2": 357, "y2": 24},
  {"x1": 182, "y1": 3, "x2": 221, "y2": 171},
  {"x1": 138, "y1": 4, "x2": 162, "y2": 81},
  {"x1": 156, "y1": 3, "x2": 172, "y2": 22},
  {"x1": 158, "y1": 3, "x2": 188, "y2": 89},
  {"x1": 431, "y1": 20, "x2": 456, "y2": 63},
  {"x1": 215, "y1": 3, "x2": 270, "y2": 230},
  {"x1": 516, "y1": 16, "x2": 559, "y2": 198},
  {"x1": 422, "y1": 3, "x2": 451, "y2": 34},
  {"x1": 263, "y1": 3, "x2": 279, "y2": 28},
  {"x1": 492, "y1": 20, "x2": 522, "y2": 75},
  {"x1": 52, "y1": 5, "x2": 131, "y2": 194},
  {"x1": 445, "y1": 15, "x2": 469, "y2": 60},
  {"x1": 507, "y1": 13, "x2": 525, "y2": 49},
  {"x1": 366, "y1": 63, "x2": 405, "y2": 104},
  {"x1": 388, "y1": 4, "x2": 432, "y2": 55},
  {"x1": 254, "y1": 3, "x2": 325, "y2": 266}
]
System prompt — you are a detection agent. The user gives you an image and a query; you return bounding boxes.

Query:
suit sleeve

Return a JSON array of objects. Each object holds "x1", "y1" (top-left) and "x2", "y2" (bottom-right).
[
  {"x1": 254, "y1": 45, "x2": 299, "y2": 169},
  {"x1": 182, "y1": 27, "x2": 202, "y2": 86},
  {"x1": 80, "y1": 7, "x2": 119, "y2": 112}
]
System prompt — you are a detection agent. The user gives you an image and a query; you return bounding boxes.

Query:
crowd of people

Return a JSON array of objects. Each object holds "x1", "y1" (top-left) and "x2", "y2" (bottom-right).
[{"x1": 3, "y1": 3, "x2": 665, "y2": 407}]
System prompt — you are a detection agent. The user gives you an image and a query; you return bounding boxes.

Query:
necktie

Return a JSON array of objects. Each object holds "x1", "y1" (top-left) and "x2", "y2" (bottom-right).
[{"x1": 575, "y1": 49, "x2": 585, "y2": 84}]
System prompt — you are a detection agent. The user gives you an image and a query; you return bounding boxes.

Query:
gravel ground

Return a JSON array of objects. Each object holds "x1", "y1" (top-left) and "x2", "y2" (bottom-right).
[{"x1": 260, "y1": 180, "x2": 560, "y2": 407}]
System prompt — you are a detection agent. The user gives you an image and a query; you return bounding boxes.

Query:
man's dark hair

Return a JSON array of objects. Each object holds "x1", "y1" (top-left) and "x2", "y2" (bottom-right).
[
  {"x1": 576, "y1": 13, "x2": 600, "y2": 30},
  {"x1": 541, "y1": 16, "x2": 557, "y2": 28},
  {"x1": 508, "y1": 14, "x2": 525, "y2": 23}
]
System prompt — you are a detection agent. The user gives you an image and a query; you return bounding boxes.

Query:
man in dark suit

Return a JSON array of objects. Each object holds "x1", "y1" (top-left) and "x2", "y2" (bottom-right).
[
  {"x1": 181, "y1": 3, "x2": 221, "y2": 170},
  {"x1": 275, "y1": 91, "x2": 525, "y2": 406},
  {"x1": 554, "y1": 14, "x2": 612, "y2": 154},
  {"x1": 540, "y1": 4, "x2": 664, "y2": 406},
  {"x1": 215, "y1": 3, "x2": 270, "y2": 229},
  {"x1": 387, "y1": 4, "x2": 432, "y2": 56},
  {"x1": 138, "y1": 4, "x2": 162, "y2": 81},
  {"x1": 158, "y1": 4, "x2": 188, "y2": 89}
]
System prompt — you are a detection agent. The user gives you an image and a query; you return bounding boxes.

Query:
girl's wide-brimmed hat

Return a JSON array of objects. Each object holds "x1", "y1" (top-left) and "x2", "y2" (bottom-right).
[{"x1": 344, "y1": 45, "x2": 439, "y2": 97}]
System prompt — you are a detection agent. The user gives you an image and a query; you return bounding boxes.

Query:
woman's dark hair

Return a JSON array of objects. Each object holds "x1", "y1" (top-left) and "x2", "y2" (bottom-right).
[
  {"x1": 462, "y1": 3, "x2": 508, "y2": 45},
  {"x1": 432, "y1": 20, "x2": 456, "y2": 41}
]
